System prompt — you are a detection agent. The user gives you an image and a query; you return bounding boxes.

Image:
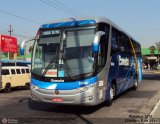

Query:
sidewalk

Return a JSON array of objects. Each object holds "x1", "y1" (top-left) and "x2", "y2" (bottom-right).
[
  {"x1": 142, "y1": 69, "x2": 160, "y2": 74},
  {"x1": 152, "y1": 99, "x2": 160, "y2": 118}
]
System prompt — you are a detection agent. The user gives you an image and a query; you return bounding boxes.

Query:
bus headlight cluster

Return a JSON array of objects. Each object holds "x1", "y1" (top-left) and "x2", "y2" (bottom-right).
[
  {"x1": 31, "y1": 84, "x2": 39, "y2": 90},
  {"x1": 79, "y1": 83, "x2": 95, "y2": 91}
]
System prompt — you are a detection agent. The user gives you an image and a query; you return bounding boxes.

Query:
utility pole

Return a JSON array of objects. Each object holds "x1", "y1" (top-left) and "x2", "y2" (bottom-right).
[
  {"x1": 8, "y1": 25, "x2": 13, "y2": 60},
  {"x1": 8, "y1": 25, "x2": 13, "y2": 36}
]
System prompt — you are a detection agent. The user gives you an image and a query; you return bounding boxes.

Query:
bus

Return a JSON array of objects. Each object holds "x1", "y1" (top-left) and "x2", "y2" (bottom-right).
[{"x1": 21, "y1": 17, "x2": 142, "y2": 106}]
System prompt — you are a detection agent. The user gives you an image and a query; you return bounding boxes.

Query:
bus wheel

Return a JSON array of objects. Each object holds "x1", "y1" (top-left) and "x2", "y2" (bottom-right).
[
  {"x1": 25, "y1": 83, "x2": 30, "y2": 90},
  {"x1": 132, "y1": 80, "x2": 138, "y2": 90},
  {"x1": 106, "y1": 84, "x2": 115, "y2": 106},
  {"x1": 4, "y1": 83, "x2": 11, "y2": 93}
]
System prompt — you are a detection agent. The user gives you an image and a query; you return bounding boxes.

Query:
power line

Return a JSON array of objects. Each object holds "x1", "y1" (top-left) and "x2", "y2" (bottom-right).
[
  {"x1": 40, "y1": 0, "x2": 76, "y2": 16},
  {"x1": 46, "y1": 0, "x2": 85, "y2": 17},
  {"x1": 0, "y1": 29, "x2": 31, "y2": 39},
  {"x1": 0, "y1": 9, "x2": 40, "y2": 25},
  {"x1": 40, "y1": 0, "x2": 87, "y2": 17},
  {"x1": 0, "y1": 25, "x2": 31, "y2": 38},
  {"x1": 53, "y1": 0, "x2": 87, "y2": 16},
  {"x1": 13, "y1": 33, "x2": 31, "y2": 39},
  {"x1": 46, "y1": 0, "x2": 81, "y2": 16},
  {"x1": 0, "y1": 22, "x2": 31, "y2": 37}
]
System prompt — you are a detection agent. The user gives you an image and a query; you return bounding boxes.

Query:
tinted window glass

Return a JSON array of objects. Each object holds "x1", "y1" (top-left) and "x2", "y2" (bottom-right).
[
  {"x1": 11, "y1": 69, "x2": 16, "y2": 74},
  {"x1": 16, "y1": 69, "x2": 21, "y2": 74},
  {"x1": 2, "y1": 69, "x2": 10, "y2": 75},
  {"x1": 98, "y1": 35, "x2": 106, "y2": 69},
  {"x1": 21, "y1": 69, "x2": 25, "y2": 74},
  {"x1": 119, "y1": 33, "x2": 132, "y2": 54},
  {"x1": 111, "y1": 30, "x2": 118, "y2": 50},
  {"x1": 26, "y1": 69, "x2": 30, "y2": 73}
]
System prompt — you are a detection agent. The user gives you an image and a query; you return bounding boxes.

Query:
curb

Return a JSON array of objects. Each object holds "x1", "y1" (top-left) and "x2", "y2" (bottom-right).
[{"x1": 150, "y1": 99, "x2": 160, "y2": 117}]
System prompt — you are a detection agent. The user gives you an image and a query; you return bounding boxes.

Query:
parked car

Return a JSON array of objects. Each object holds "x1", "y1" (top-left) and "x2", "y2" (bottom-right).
[{"x1": 0, "y1": 66, "x2": 30, "y2": 93}]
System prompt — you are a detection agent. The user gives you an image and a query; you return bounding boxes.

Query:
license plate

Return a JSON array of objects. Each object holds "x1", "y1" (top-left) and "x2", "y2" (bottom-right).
[{"x1": 52, "y1": 98, "x2": 63, "y2": 102}]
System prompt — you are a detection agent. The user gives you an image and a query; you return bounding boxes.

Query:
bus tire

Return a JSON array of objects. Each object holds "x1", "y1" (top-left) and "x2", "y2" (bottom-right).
[
  {"x1": 4, "y1": 83, "x2": 11, "y2": 93},
  {"x1": 106, "y1": 83, "x2": 116, "y2": 106},
  {"x1": 25, "y1": 83, "x2": 30, "y2": 90},
  {"x1": 132, "y1": 79, "x2": 138, "y2": 90}
]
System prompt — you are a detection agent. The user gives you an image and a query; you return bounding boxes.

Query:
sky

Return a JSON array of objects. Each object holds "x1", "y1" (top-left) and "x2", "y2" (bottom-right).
[{"x1": 0, "y1": 0, "x2": 160, "y2": 48}]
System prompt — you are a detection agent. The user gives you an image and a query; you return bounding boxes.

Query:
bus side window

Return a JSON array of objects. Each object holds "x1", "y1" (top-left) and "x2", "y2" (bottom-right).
[
  {"x1": 119, "y1": 33, "x2": 132, "y2": 54},
  {"x1": 2, "y1": 69, "x2": 10, "y2": 75},
  {"x1": 111, "y1": 29, "x2": 118, "y2": 55},
  {"x1": 98, "y1": 35, "x2": 106, "y2": 69},
  {"x1": 119, "y1": 33, "x2": 127, "y2": 52},
  {"x1": 11, "y1": 69, "x2": 16, "y2": 75},
  {"x1": 16, "y1": 69, "x2": 21, "y2": 74}
]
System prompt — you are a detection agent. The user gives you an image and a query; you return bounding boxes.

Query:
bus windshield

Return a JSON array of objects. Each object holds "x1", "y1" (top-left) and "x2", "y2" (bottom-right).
[{"x1": 32, "y1": 28, "x2": 95, "y2": 78}]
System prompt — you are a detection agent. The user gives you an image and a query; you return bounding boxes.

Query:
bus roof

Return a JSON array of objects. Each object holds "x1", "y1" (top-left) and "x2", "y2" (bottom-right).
[{"x1": 40, "y1": 16, "x2": 140, "y2": 45}]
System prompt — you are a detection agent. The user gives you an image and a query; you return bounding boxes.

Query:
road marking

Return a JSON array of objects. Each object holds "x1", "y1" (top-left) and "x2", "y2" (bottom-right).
[{"x1": 150, "y1": 99, "x2": 160, "y2": 116}]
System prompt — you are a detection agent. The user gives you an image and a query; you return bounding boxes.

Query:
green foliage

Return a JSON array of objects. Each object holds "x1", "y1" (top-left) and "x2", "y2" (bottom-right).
[
  {"x1": 149, "y1": 45, "x2": 156, "y2": 56},
  {"x1": 142, "y1": 56, "x2": 148, "y2": 63},
  {"x1": 155, "y1": 42, "x2": 160, "y2": 53},
  {"x1": 28, "y1": 45, "x2": 34, "y2": 53}
]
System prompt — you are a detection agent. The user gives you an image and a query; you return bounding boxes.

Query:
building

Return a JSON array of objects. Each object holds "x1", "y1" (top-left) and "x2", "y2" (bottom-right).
[{"x1": 142, "y1": 48, "x2": 160, "y2": 69}]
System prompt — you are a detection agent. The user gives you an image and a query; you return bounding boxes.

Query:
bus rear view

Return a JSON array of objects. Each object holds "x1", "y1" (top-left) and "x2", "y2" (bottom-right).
[{"x1": 28, "y1": 17, "x2": 142, "y2": 106}]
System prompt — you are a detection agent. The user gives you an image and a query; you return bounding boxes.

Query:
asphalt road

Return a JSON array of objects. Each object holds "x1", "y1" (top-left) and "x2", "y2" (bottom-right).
[{"x1": 0, "y1": 73, "x2": 160, "y2": 124}]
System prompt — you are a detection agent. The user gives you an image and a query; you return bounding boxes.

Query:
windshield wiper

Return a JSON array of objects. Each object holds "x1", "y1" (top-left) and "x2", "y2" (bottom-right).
[
  {"x1": 61, "y1": 55, "x2": 75, "y2": 81},
  {"x1": 42, "y1": 48, "x2": 59, "y2": 76}
]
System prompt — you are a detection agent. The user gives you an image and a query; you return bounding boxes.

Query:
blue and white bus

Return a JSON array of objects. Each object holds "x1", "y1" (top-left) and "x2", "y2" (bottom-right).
[{"x1": 21, "y1": 17, "x2": 142, "y2": 106}]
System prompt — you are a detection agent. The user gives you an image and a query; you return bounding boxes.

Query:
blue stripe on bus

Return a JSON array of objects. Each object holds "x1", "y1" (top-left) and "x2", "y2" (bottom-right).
[
  {"x1": 31, "y1": 76, "x2": 97, "y2": 90},
  {"x1": 138, "y1": 58, "x2": 143, "y2": 81},
  {"x1": 40, "y1": 20, "x2": 96, "y2": 29}
]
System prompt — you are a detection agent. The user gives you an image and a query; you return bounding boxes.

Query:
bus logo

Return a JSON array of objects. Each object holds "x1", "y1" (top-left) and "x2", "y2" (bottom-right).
[{"x1": 55, "y1": 90, "x2": 59, "y2": 95}]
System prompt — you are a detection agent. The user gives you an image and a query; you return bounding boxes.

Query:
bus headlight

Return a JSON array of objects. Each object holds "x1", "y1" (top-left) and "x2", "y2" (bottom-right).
[
  {"x1": 31, "y1": 84, "x2": 39, "y2": 90},
  {"x1": 79, "y1": 83, "x2": 95, "y2": 91}
]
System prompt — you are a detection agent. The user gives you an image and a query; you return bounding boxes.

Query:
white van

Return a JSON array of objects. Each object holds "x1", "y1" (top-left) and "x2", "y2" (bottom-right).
[{"x1": 1, "y1": 66, "x2": 31, "y2": 93}]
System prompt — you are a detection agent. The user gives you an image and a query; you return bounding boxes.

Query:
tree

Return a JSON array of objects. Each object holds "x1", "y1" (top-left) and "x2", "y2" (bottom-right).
[
  {"x1": 149, "y1": 45, "x2": 156, "y2": 56},
  {"x1": 28, "y1": 45, "x2": 34, "y2": 53},
  {"x1": 155, "y1": 42, "x2": 160, "y2": 65},
  {"x1": 142, "y1": 55, "x2": 148, "y2": 63}
]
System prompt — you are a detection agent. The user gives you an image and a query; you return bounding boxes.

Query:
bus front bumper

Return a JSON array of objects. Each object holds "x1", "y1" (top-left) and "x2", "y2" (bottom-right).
[{"x1": 30, "y1": 83, "x2": 101, "y2": 106}]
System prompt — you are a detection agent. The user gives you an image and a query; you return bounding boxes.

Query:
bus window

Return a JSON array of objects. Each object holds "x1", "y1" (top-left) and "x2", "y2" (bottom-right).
[
  {"x1": 16, "y1": 69, "x2": 21, "y2": 74},
  {"x1": 111, "y1": 29, "x2": 118, "y2": 54},
  {"x1": 11, "y1": 69, "x2": 16, "y2": 75},
  {"x1": 97, "y1": 23, "x2": 109, "y2": 70},
  {"x1": 21, "y1": 69, "x2": 25, "y2": 74},
  {"x1": 26, "y1": 69, "x2": 30, "y2": 73},
  {"x1": 2, "y1": 69, "x2": 10, "y2": 75},
  {"x1": 98, "y1": 35, "x2": 107, "y2": 70},
  {"x1": 120, "y1": 34, "x2": 132, "y2": 54}
]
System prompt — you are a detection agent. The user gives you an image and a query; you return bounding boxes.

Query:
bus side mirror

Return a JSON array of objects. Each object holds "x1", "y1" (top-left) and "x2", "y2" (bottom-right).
[
  {"x1": 20, "y1": 38, "x2": 35, "y2": 55},
  {"x1": 92, "y1": 31, "x2": 105, "y2": 52},
  {"x1": 20, "y1": 41, "x2": 25, "y2": 55}
]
